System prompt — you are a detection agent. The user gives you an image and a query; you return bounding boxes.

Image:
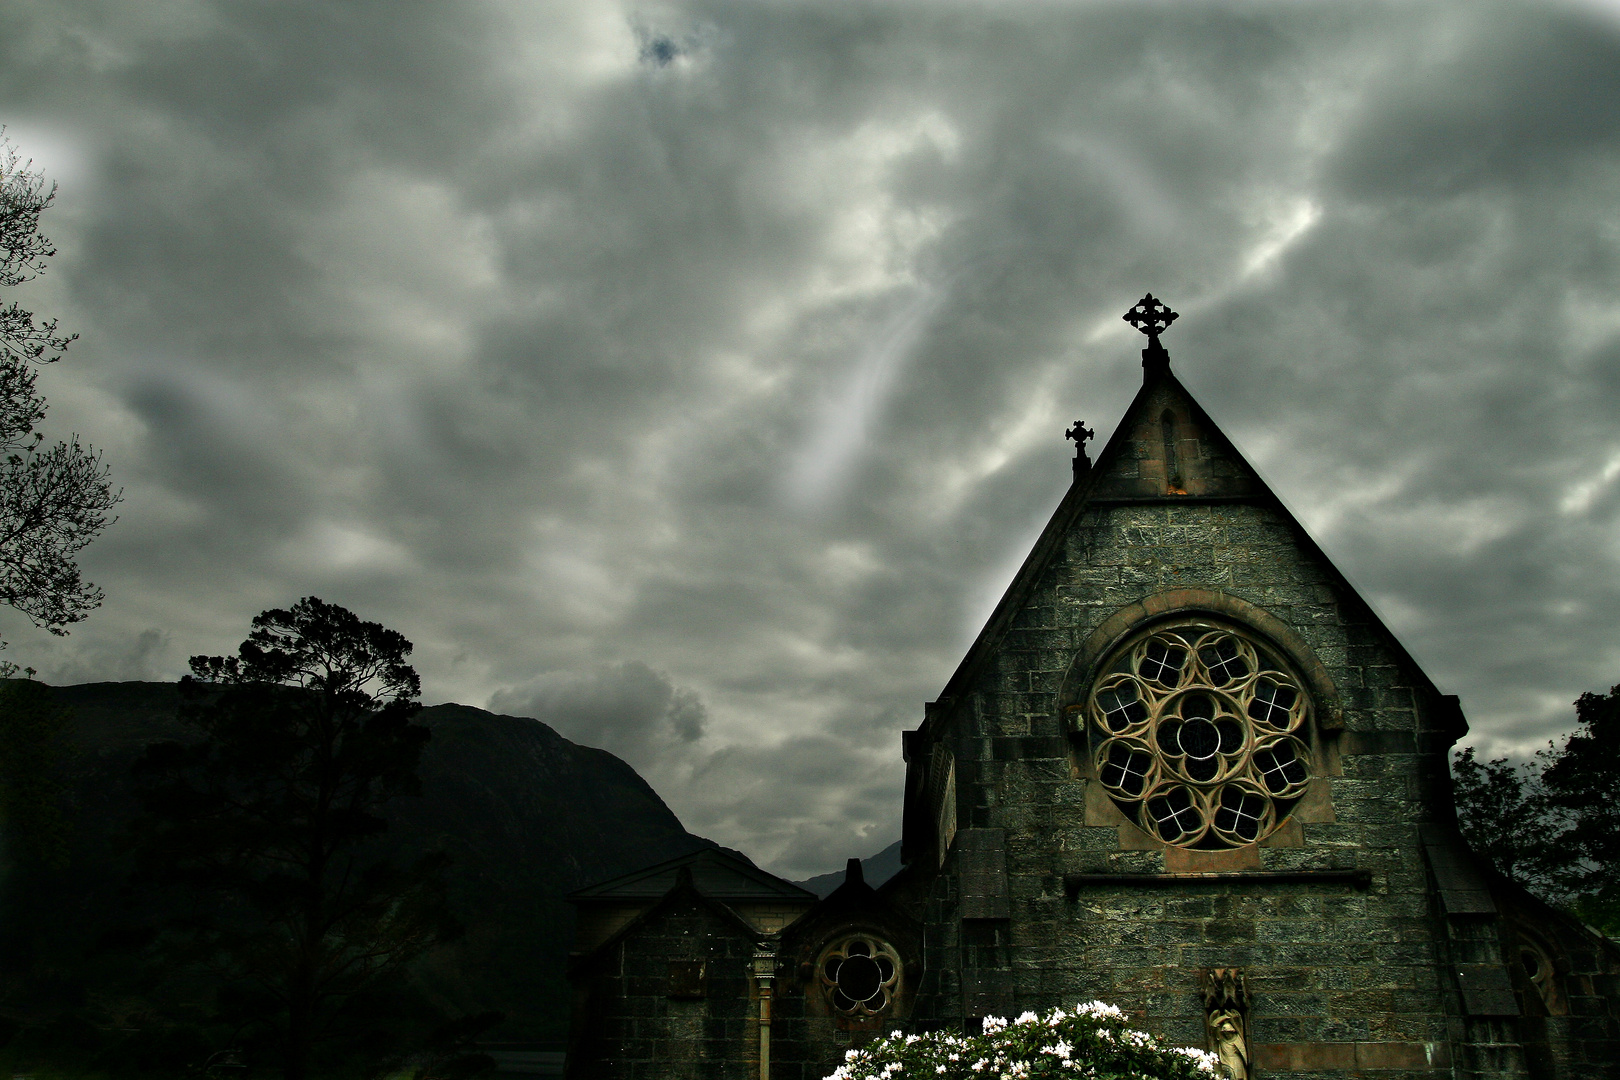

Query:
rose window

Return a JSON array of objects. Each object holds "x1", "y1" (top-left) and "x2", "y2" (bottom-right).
[
  {"x1": 818, "y1": 936, "x2": 901, "y2": 1017},
  {"x1": 1088, "y1": 622, "x2": 1313, "y2": 848}
]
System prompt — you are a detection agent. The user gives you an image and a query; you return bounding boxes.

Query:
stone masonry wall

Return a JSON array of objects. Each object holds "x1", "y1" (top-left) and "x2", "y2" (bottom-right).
[
  {"x1": 570, "y1": 894, "x2": 760, "y2": 1080},
  {"x1": 915, "y1": 498, "x2": 1480, "y2": 1077}
]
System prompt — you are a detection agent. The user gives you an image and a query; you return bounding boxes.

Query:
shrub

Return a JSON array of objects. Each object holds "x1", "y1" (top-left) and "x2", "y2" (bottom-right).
[{"x1": 827, "y1": 1002, "x2": 1219, "y2": 1080}]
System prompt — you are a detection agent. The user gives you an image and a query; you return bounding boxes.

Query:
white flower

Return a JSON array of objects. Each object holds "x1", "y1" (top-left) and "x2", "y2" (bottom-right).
[{"x1": 1014, "y1": 1011, "x2": 1038, "y2": 1026}]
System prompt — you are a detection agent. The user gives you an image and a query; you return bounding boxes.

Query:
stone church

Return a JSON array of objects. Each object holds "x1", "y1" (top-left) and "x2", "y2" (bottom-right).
[{"x1": 565, "y1": 297, "x2": 1620, "y2": 1079}]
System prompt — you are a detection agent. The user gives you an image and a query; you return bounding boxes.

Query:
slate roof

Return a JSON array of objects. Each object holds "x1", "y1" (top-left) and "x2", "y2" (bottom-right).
[{"x1": 567, "y1": 846, "x2": 817, "y2": 902}]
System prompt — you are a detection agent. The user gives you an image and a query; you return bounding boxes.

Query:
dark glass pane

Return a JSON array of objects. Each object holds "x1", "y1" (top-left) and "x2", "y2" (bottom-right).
[
  {"x1": 1103, "y1": 745, "x2": 1150, "y2": 796},
  {"x1": 824, "y1": 958, "x2": 842, "y2": 981},
  {"x1": 1185, "y1": 755, "x2": 1217, "y2": 781},
  {"x1": 1256, "y1": 746, "x2": 1298, "y2": 794},
  {"x1": 1247, "y1": 680, "x2": 1296, "y2": 728},
  {"x1": 1148, "y1": 796, "x2": 1187, "y2": 840},
  {"x1": 846, "y1": 940, "x2": 870, "y2": 957},
  {"x1": 876, "y1": 957, "x2": 895, "y2": 982},
  {"x1": 1098, "y1": 686, "x2": 1147, "y2": 732},
  {"x1": 1122, "y1": 757, "x2": 1148, "y2": 795},
  {"x1": 1216, "y1": 720, "x2": 1244, "y2": 754},
  {"x1": 1199, "y1": 638, "x2": 1250, "y2": 684},
  {"x1": 1181, "y1": 694, "x2": 1214, "y2": 720},
  {"x1": 1157, "y1": 721, "x2": 1181, "y2": 755},
  {"x1": 1140, "y1": 641, "x2": 1187, "y2": 685},
  {"x1": 837, "y1": 954, "x2": 883, "y2": 1002},
  {"x1": 1178, "y1": 717, "x2": 1219, "y2": 759}
]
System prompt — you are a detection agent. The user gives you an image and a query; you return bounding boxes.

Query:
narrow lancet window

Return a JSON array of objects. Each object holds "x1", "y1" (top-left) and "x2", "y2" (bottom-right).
[{"x1": 1161, "y1": 410, "x2": 1183, "y2": 493}]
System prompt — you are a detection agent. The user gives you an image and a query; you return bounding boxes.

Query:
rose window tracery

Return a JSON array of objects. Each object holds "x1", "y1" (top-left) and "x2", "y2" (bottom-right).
[
  {"x1": 818, "y1": 935, "x2": 901, "y2": 1017},
  {"x1": 1087, "y1": 621, "x2": 1313, "y2": 849}
]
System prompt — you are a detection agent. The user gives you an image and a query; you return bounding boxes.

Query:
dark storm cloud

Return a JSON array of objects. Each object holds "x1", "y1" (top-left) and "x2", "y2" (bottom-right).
[{"x1": 4, "y1": 0, "x2": 1620, "y2": 873}]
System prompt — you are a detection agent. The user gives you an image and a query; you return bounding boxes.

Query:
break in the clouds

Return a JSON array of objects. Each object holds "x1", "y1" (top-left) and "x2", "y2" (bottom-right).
[{"x1": 4, "y1": 1, "x2": 1620, "y2": 877}]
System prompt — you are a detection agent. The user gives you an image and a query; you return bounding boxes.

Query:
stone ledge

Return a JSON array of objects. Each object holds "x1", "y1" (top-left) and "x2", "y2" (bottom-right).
[
  {"x1": 1063, "y1": 869, "x2": 1372, "y2": 897},
  {"x1": 1253, "y1": 1039, "x2": 1450, "y2": 1071}
]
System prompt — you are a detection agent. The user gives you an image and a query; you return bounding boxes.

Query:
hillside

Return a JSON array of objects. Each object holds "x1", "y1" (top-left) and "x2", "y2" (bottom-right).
[
  {"x1": 0, "y1": 681, "x2": 722, "y2": 1043},
  {"x1": 795, "y1": 839, "x2": 904, "y2": 897}
]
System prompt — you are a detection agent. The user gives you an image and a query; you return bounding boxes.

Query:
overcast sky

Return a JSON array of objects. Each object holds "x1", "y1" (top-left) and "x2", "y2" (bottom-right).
[{"x1": 4, "y1": 0, "x2": 1620, "y2": 878}]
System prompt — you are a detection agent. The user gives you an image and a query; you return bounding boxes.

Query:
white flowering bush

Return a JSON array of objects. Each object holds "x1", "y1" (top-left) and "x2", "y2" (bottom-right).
[{"x1": 826, "y1": 1002, "x2": 1219, "y2": 1080}]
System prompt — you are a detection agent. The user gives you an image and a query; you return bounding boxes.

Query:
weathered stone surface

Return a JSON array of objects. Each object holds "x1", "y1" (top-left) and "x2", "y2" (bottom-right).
[{"x1": 893, "y1": 365, "x2": 1620, "y2": 1078}]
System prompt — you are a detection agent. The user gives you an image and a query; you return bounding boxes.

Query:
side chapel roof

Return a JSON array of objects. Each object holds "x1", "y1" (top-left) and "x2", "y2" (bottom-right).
[{"x1": 567, "y1": 845, "x2": 817, "y2": 903}]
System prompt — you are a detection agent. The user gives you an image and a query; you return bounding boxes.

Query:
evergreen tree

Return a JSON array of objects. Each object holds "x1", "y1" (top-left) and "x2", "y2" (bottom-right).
[{"x1": 134, "y1": 598, "x2": 459, "y2": 1079}]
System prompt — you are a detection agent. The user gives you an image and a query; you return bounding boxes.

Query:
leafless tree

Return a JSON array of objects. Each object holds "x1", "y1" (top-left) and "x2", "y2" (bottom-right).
[{"x1": 0, "y1": 135, "x2": 119, "y2": 662}]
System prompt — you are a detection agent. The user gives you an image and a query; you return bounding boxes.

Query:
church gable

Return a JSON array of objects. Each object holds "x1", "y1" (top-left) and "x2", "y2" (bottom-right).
[
  {"x1": 570, "y1": 295, "x2": 1620, "y2": 1079},
  {"x1": 895, "y1": 297, "x2": 1615, "y2": 1074},
  {"x1": 1083, "y1": 370, "x2": 1264, "y2": 502}
]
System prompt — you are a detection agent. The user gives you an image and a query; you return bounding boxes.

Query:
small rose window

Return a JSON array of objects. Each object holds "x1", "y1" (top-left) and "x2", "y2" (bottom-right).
[
  {"x1": 818, "y1": 936, "x2": 901, "y2": 1017},
  {"x1": 1088, "y1": 621, "x2": 1313, "y2": 849}
]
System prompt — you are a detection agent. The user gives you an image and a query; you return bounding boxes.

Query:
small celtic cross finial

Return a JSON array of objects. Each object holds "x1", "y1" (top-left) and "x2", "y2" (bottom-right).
[
  {"x1": 1066, "y1": 420, "x2": 1096, "y2": 480},
  {"x1": 1124, "y1": 293, "x2": 1177, "y2": 375},
  {"x1": 1123, "y1": 293, "x2": 1178, "y2": 339}
]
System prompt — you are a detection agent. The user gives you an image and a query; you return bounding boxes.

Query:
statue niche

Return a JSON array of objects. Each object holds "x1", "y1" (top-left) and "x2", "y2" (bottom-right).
[{"x1": 1199, "y1": 967, "x2": 1250, "y2": 1080}]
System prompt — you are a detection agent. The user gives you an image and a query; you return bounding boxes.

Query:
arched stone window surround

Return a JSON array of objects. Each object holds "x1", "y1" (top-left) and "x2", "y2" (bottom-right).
[
  {"x1": 816, "y1": 932, "x2": 904, "y2": 1019},
  {"x1": 1057, "y1": 589, "x2": 1341, "y2": 731},
  {"x1": 1057, "y1": 590, "x2": 1341, "y2": 848}
]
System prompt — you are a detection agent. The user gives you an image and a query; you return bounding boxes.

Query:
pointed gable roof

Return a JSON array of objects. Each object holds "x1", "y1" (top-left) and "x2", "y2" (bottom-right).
[
  {"x1": 567, "y1": 846, "x2": 817, "y2": 903},
  {"x1": 927, "y1": 313, "x2": 1453, "y2": 723}
]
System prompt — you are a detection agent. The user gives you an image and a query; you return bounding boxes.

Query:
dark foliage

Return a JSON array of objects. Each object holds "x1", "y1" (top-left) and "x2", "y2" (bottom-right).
[
  {"x1": 1540, "y1": 684, "x2": 1620, "y2": 933},
  {"x1": 132, "y1": 599, "x2": 458, "y2": 1079},
  {"x1": 0, "y1": 679, "x2": 716, "y2": 1075},
  {"x1": 0, "y1": 136, "x2": 118, "y2": 656},
  {"x1": 1452, "y1": 683, "x2": 1620, "y2": 935},
  {"x1": 0, "y1": 677, "x2": 72, "y2": 868},
  {"x1": 1450, "y1": 746, "x2": 1552, "y2": 892}
]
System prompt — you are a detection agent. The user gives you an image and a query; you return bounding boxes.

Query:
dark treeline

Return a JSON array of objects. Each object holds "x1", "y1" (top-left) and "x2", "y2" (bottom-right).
[
  {"x1": 1451, "y1": 684, "x2": 1620, "y2": 936},
  {"x1": 0, "y1": 600, "x2": 718, "y2": 1079}
]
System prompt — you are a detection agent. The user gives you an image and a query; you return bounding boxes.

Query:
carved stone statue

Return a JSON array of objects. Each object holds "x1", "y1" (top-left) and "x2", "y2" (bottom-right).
[
  {"x1": 1208, "y1": 1006, "x2": 1248, "y2": 1079},
  {"x1": 1200, "y1": 968, "x2": 1251, "y2": 1080}
]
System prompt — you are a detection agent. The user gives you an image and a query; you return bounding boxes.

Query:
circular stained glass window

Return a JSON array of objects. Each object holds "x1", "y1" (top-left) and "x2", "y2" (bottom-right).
[
  {"x1": 818, "y1": 936, "x2": 901, "y2": 1017},
  {"x1": 1087, "y1": 621, "x2": 1313, "y2": 848}
]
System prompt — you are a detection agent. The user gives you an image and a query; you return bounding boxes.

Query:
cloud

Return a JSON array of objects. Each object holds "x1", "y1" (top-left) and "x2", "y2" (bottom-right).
[
  {"x1": 3, "y1": 0, "x2": 1620, "y2": 872},
  {"x1": 489, "y1": 661, "x2": 705, "y2": 769}
]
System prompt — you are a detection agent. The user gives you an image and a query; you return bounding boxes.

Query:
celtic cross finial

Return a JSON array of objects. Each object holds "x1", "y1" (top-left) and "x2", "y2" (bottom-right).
[
  {"x1": 1066, "y1": 420, "x2": 1095, "y2": 480},
  {"x1": 1124, "y1": 293, "x2": 1177, "y2": 375},
  {"x1": 1123, "y1": 293, "x2": 1178, "y2": 340}
]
